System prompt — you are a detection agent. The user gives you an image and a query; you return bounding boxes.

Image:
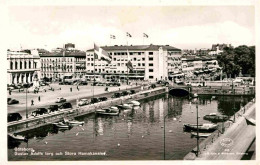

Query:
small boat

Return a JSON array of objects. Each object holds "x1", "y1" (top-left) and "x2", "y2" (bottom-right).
[
  {"x1": 203, "y1": 113, "x2": 229, "y2": 122},
  {"x1": 129, "y1": 100, "x2": 140, "y2": 106},
  {"x1": 63, "y1": 118, "x2": 84, "y2": 126},
  {"x1": 96, "y1": 108, "x2": 119, "y2": 116},
  {"x1": 8, "y1": 133, "x2": 27, "y2": 141},
  {"x1": 53, "y1": 122, "x2": 70, "y2": 128},
  {"x1": 190, "y1": 132, "x2": 211, "y2": 138},
  {"x1": 117, "y1": 104, "x2": 132, "y2": 109},
  {"x1": 183, "y1": 123, "x2": 218, "y2": 132}
]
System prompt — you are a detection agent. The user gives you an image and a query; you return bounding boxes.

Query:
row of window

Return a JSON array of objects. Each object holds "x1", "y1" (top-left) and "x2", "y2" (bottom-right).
[
  {"x1": 10, "y1": 61, "x2": 37, "y2": 70},
  {"x1": 41, "y1": 58, "x2": 74, "y2": 63}
]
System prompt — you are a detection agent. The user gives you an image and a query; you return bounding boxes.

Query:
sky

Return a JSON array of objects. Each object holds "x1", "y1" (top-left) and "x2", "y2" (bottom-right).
[{"x1": 7, "y1": 6, "x2": 255, "y2": 51}]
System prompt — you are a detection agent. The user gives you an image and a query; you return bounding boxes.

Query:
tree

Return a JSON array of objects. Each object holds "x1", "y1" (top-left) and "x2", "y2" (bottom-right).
[{"x1": 217, "y1": 45, "x2": 255, "y2": 78}]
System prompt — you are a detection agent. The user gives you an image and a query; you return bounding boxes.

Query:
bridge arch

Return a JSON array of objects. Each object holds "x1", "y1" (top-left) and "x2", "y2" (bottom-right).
[{"x1": 169, "y1": 87, "x2": 190, "y2": 97}]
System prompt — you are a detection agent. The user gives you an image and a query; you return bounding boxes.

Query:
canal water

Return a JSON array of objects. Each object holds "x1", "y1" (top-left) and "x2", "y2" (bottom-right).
[{"x1": 8, "y1": 94, "x2": 252, "y2": 160}]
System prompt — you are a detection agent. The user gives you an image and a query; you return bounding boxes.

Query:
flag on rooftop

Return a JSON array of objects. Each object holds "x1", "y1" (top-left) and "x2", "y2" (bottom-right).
[
  {"x1": 126, "y1": 32, "x2": 132, "y2": 37},
  {"x1": 143, "y1": 33, "x2": 148, "y2": 38},
  {"x1": 94, "y1": 43, "x2": 112, "y2": 63},
  {"x1": 126, "y1": 49, "x2": 134, "y2": 71}
]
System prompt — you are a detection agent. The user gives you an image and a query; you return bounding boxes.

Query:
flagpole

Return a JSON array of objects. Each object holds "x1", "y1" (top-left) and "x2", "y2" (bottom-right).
[{"x1": 93, "y1": 43, "x2": 95, "y2": 99}]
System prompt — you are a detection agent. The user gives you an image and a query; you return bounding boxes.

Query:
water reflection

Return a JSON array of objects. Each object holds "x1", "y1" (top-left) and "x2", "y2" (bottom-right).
[{"x1": 8, "y1": 94, "x2": 252, "y2": 160}]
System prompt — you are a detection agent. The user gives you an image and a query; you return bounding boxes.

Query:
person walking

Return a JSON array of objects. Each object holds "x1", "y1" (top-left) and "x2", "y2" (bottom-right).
[
  {"x1": 9, "y1": 89, "x2": 11, "y2": 95},
  {"x1": 31, "y1": 99, "x2": 34, "y2": 106},
  {"x1": 77, "y1": 86, "x2": 79, "y2": 91},
  {"x1": 38, "y1": 96, "x2": 41, "y2": 102},
  {"x1": 70, "y1": 87, "x2": 72, "y2": 92}
]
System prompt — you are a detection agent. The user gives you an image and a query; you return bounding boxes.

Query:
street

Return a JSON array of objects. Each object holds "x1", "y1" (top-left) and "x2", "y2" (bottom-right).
[{"x1": 7, "y1": 82, "x2": 141, "y2": 118}]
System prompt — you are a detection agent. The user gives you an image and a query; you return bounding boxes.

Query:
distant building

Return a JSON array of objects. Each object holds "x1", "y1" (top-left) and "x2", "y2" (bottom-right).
[
  {"x1": 197, "y1": 48, "x2": 210, "y2": 56},
  {"x1": 181, "y1": 56, "x2": 220, "y2": 74},
  {"x1": 208, "y1": 44, "x2": 232, "y2": 56},
  {"x1": 7, "y1": 49, "x2": 41, "y2": 85},
  {"x1": 86, "y1": 44, "x2": 182, "y2": 81},
  {"x1": 40, "y1": 44, "x2": 86, "y2": 80}
]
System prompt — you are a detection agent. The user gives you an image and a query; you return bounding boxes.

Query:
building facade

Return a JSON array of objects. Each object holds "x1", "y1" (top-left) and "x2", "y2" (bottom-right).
[
  {"x1": 86, "y1": 44, "x2": 182, "y2": 82},
  {"x1": 181, "y1": 56, "x2": 220, "y2": 74},
  {"x1": 7, "y1": 49, "x2": 41, "y2": 85},
  {"x1": 40, "y1": 49, "x2": 86, "y2": 80}
]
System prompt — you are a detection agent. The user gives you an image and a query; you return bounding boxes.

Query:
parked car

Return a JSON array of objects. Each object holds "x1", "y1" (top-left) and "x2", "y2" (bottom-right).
[
  {"x1": 157, "y1": 80, "x2": 163, "y2": 84},
  {"x1": 129, "y1": 90, "x2": 136, "y2": 94},
  {"x1": 175, "y1": 79, "x2": 184, "y2": 85},
  {"x1": 78, "y1": 99, "x2": 89, "y2": 106},
  {"x1": 149, "y1": 84, "x2": 156, "y2": 89},
  {"x1": 121, "y1": 91, "x2": 129, "y2": 96},
  {"x1": 59, "y1": 102, "x2": 72, "y2": 109},
  {"x1": 162, "y1": 81, "x2": 170, "y2": 86},
  {"x1": 8, "y1": 98, "x2": 19, "y2": 105},
  {"x1": 48, "y1": 105, "x2": 59, "y2": 113},
  {"x1": 99, "y1": 97, "x2": 108, "y2": 102},
  {"x1": 112, "y1": 92, "x2": 121, "y2": 98},
  {"x1": 55, "y1": 97, "x2": 66, "y2": 103},
  {"x1": 31, "y1": 108, "x2": 48, "y2": 117},
  {"x1": 8, "y1": 113, "x2": 22, "y2": 122},
  {"x1": 79, "y1": 81, "x2": 88, "y2": 85},
  {"x1": 91, "y1": 98, "x2": 100, "y2": 104}
]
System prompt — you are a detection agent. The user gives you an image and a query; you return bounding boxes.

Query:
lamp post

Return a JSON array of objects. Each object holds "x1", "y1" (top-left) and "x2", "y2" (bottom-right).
[{"x1": 196, "y1": 102, "x2": 199, "y2": 157}]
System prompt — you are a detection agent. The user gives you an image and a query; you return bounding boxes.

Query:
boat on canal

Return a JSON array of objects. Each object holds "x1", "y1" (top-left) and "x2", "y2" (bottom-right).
[
  {"x1": 53, "y1": 122, "x2": 71, "y2": 129},
  {"x1": 63, "y1": 118, "x2": 85, "y2": 126},
  {"x1": 183, "y1": 123, "x2": 218, "y2": 132},
  {"x1": 96, "y1": 106, "x2": 119, "y2": 116},
  {"x1": 128, "y1": 100, "x2": 140, "y2": 106},
  {"x1": 117, "y1": 103, "x2": 132, "y2": 109},
  {"x1": 203, "y1": 113, "x2": 229, "y2": 122},
  {"x1": 8, "y1": 133, "x2": 27, "y2": 141},
  {"x1": 190, "y1": 132, "x2": 211, "y2": 138}
]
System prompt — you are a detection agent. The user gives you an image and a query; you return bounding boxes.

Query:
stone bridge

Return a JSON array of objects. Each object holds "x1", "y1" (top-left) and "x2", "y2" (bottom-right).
[{"x1": 168, "y1": 85, "x2": 191, "y2": 97}]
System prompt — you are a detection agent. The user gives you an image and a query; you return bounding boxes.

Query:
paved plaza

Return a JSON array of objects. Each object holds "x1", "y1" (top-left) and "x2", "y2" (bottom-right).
[{"x1": 7, "y1": 82, "x2": 141, "y2": 118}]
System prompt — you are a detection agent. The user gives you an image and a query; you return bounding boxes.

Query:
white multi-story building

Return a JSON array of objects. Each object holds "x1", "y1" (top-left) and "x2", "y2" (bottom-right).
[
  {"x1": 86, "y1": 44, "x2": 182, "y2": 81},
  {"x1": 40, "y1": 50, "x2": 86, "y2": 80},
  {"x1": 7, "y1": 49, "x2": 41, "y2": 85}
]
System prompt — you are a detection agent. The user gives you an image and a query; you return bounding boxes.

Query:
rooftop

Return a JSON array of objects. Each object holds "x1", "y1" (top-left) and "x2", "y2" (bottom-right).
[
  {"x1": 40, "y1": 50, "x2": 86, "y2": 57},
  {"x1": 87, "y1": 44, "x2": 181, "y2": 52}
]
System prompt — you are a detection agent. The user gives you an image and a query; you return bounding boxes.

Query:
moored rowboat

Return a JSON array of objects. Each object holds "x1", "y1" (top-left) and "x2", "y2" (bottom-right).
[{"x1": 183, "y1": 123, "x2": 218, "y2": 132}]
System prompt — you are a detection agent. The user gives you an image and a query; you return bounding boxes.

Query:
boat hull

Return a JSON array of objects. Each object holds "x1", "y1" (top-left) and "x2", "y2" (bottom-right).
[
  {"x1": 203, "y1": 115, "x2": 229, "y2": 122},
  {"x1": 183, "y1": 124, "x2": 218, "y2": 132}
]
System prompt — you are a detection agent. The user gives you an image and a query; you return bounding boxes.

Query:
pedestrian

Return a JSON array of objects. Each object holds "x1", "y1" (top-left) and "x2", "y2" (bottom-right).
[
  {"x1": 31, "y1": 99, "x2": 34, "y2": 106},
  {"x1": 38, "y1": 96, "x2": 41, "y2": 102},
  {"x1": 9, "y1": 90, "x2": 11, "y2": 95},
  {"x1": 70, "y1": 87, "x2": 72, "y2": 92},
  {"x1": 77, "y1": 86, "x2": 79, "y2": 91}
]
